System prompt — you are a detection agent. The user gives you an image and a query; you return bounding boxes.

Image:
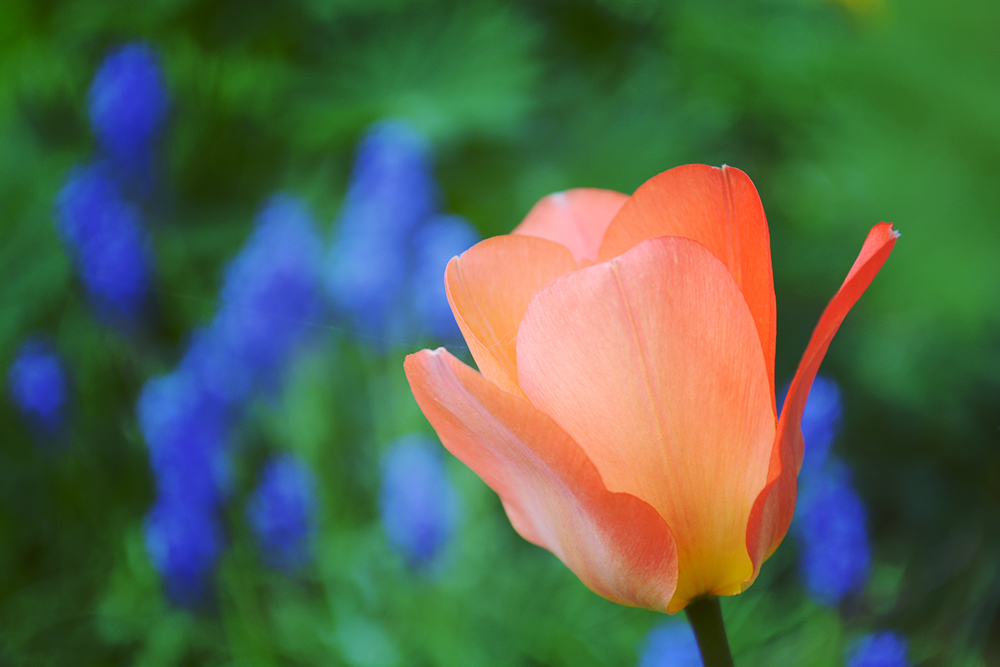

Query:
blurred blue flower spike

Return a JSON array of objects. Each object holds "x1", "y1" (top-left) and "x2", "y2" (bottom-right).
[
  {"x1": 794, "y1": 460, "x2": 872, "y2": 606},
  {"x1": 210, "y1": 195, "x2": 324, "y2": 399},
  {"x1": 7, "y1": 339, "x2": 68, "y2": 434},
  {"x1": 247, "y1": 454, "x2": 319, "y2": 572},
  {"x1": 180, "y1": 324, "x2": 253, "y2": 412},
  {"x1": 847, "y1": 632, "x2": 911, "y2": 667},
  {"x1": 144, "y1": 496, "x2": 223, "y2": 608},
  {"x1": 340, "y1": 120, "x2": 437, "y2": 240},
  {"x1": 326, "y1": 120, "x2": 437, "y2": 343},
  {"x1": 411, "y1": 214, "x2": 481, "y2": 341},
  {"x1": 55, "y1": 162, "x2": 151, "y2": 323},
  {"x1": 799, "y1": 374, "x2": 843, "y2": 478},
  {"x1": 637, "y1": 621, "x2": 703, "y2": 667},
  {"x1": 137, "y1": 370, "x2": 231, "y2": 510},
  {"x1": 379, "y1": 435, "x2": 459, "y2": 568},
  {"x1": 87, "y1": 42, "x2": 169, "y2": 190}
]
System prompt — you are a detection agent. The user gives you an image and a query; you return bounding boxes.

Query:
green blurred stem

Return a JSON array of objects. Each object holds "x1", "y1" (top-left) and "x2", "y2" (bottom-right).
[{"x1": 685, "y1": 596, "x2": 735, "y2": 667}]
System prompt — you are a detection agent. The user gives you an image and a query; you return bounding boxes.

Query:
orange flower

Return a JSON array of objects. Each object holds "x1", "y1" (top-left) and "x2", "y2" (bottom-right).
[{"x1": 405, "y1": 164, "x2": 897, "y2": 613}]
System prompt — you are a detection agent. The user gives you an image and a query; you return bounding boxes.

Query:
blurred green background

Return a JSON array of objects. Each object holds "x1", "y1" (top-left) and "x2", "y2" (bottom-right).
[{"x1": 1, "y1": 0, "x2": 998, "y2": 665}]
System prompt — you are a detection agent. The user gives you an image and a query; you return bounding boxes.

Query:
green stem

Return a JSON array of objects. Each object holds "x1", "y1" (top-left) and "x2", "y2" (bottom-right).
[{"x1": 685, "y1": 597, "x2": 735, "y2": 667}]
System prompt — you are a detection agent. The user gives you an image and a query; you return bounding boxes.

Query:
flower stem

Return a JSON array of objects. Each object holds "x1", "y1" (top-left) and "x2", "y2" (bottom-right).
[{"x1": 685, "y1": 596, "x2": 735, "y2": 667}]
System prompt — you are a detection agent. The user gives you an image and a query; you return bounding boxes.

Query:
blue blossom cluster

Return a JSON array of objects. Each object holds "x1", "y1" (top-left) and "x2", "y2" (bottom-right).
[
  {"x1": 247, "y1": 454, "x2": 319, "y2": 572},
  {"x1": 636, "y1": 622, "x2": 703, "y2": 667},
  {"x1": 138, "y1": 370, "x2": 228, "y2": 607},
  {"x1": 379, "y1": 434, "x2": 459, "y2": 567},
  {"x1": 143, "y1": 492, "x2": 224, "y2": 608},
  {"x1": 326, "y1": 120, "x2": 480, "y2": 347},
  {"x1": 56, "y1": 163, "x2": 152, "y2": 323},
  {"x1": 790, "y1": 375, "x2": 871, "y2": 606},
  {"x1": 183, "y1": 195, "x2": 325, "y2": 408},
  {"x1": 87, "y1": 42, "x2": 169, "y2": 195},
  {"x1": 798, "y1": 374, "x2": 843, "y2": 479},
  {"x1": 7, "y1": 339, "x2": 68, "y2": 435},
  {"x1": 56, "y1": 42, "x2": 169, "y2": 325},
  {"x1": 794, "y1": 378, "x2": 909, "y2": 666},
  {"x1": 847, "y1": 632, "x2": 911, "y2": 667},
  {"x1": 138, "y1": 371, "x2": 231, "y2": 510},
  {"x1": 795, "y1": 459, "x2": 871, "y2": 606},
  {"x1": 140, "y1": 195, "x2": 324, "y2": 603}
]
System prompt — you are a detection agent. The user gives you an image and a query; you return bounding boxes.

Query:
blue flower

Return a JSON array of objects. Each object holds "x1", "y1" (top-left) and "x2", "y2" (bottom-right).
[
  {"x1": 180, "y1": 323, "x2": 256, "y2": 410},
  {"x1": 212, "y1": 195, "x2": 324, "y2": 394},
  {"x1": 55, "y1": 162, "x2": 151, "y2": 322},
  {"x1": 798, "y1": 375, "x2": 842, "y2": 478},
  {"x1": 7, "y1": 339, "x2": 68, "y2": 433},
  {"x1": 326, "y1": 121, "x2": 437, "y2": 341},
  {"x1": 410, "y1": 215, "x2": 481, "y2": 341},
  {"x1": 379, "y1": 435, "x2": 458, "y2": 567},
  {"x1": 793, "y1": 460, "x2": 871, "y2": 605},
  {"x1": 87, "y1": 42, "x2": 168, "y2": 182},
  {"x1": 637, "y1": 622, "x2": 703, "y2": 667},
  {"x1": 339, "y1": 120, "x2": 437, "y2": 240},
  {"x1": 137, "y1": 370, "x2": 231, "y2": 510},
  {"x1": 181, "y1": 195, "x2": 324, "y2": 408},
  {"x1": 326, "y1": 235, "x2": 408, "y2": 345},
  {"x1": 246, "y1": 454, "x2": 318, "y2": 572},
  {"x1": 847, "y1": 632, "x2": 910, "y2": 667},
  {"x1": 144, "y1": 496, "x2": 223, "y2": 607}
]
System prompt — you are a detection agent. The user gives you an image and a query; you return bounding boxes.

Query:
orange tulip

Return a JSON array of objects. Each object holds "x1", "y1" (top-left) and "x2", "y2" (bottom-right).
[{"x1": 405, "y1": 164, "x2": 897, "y2": 613}]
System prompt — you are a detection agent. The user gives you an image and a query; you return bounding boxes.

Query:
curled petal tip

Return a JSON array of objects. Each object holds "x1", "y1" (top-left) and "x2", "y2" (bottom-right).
[{"x1": 746, "y1": 218, "x2": 898, "y2": 577}]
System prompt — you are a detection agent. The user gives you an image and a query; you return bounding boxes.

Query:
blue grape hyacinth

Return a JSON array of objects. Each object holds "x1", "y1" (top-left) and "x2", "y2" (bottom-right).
[
  {"x1": 87, "y1": 42, "x2": 168, "y2": 183},
  {"x1": 794, "y1": 460, "x2": 871, "y2": 606},
  {"x1": 798, "y1": 374, "x2": 843, "y2": 478},
  {"x1": 637, "y1": 622, "x2": 703, "y2": 667},
  {"x1": 326, "y1": 121, "x2": 438, "y2": 342},
  {"x1": 185, "y1": 195, "x2": 323, "y2": 407},
  {"x1": 219, "y1": 196, "x2": 324, "y2": 375},
  {"x1": 338, "y1": 120, "x2": 437, "y2": 241},
  {"x1": 55, "y1": 162, "x2": 151, "y2": 323},
  {"x1": 847, "y1": 632, "x2": 910, "y2": 667},
  {"x1": 787, "y1": 374, "x2": 871, "y2": 605},
  {"x1": 144, "y1": 496, "x2": 223, "y2": 607},
  {"x1": 7, "y1": 339, "x2": 68, "y2": 433},
  {"x1": 410, "y1": 214, "x2": 481, "y2": 341},
  {"x1": 246, "y1": 454, "x2": 318, "y2": 572},
  {"x1": 379, "y1": 435, "x2": 459, "y2": 567},
  {"x1": 137, "y1": 370, "x2": 231, "y2": 510}
]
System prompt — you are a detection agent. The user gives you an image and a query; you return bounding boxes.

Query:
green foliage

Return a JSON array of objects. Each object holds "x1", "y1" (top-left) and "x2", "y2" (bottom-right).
[{"x1": 1, "y1": 0, "x2": 998, "y2": 665}]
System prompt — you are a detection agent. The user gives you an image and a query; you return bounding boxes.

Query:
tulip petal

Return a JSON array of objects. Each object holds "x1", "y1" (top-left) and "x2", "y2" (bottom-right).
[
  {"x1": 405, "y1": 348, "x2": 679, "y2": 611},
  {"x1": 746, "y1": 222, "x2": 898, "y2": 580},
  {"x1": 445, "y1": 235, "x2": 578, "y2": 396},
  {"x1": 517, "y1": 236, "x2": 774, "y2": 612},
  {"x1": 512, "y1": 188, "x2": 629, "y2": 264},
  {"x1": 597, "y1": 165, "x2": 777, "y2": 413}
]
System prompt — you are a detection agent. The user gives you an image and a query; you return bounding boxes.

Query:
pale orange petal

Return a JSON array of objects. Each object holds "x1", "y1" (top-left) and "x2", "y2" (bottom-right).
[
  {"x1": 597, "y1": 165, "x2": 777, "y2": 414},
  {"x1": 745, "y1": 222, "x2": 899, "y2": 582},
  {"x1": 445, "y1": 235, "x2": 578, "y2": 396},
  {"x1": 516, "y1": 236, "x2": 774, "y2": 612},
  {"x1": 405, "y1": 348, "x2": 679, "y2": 611},
  {"x1": 512, "y1": 188, "x2": 629, "y2": 264}
]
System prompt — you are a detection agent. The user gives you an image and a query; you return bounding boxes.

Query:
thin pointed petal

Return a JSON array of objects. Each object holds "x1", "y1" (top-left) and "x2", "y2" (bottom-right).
[
  {"x1": 516, "y1": 236, "x2": 774, "y2": 611},
  {"x1": 445, "y1": 235, "x2": 578, "y2": 395},
  {"x1": 405, "y1": 348, "x2": 679, "y2": 611},
  {"x1": 513, "y1": 188, "x2": 629, "y2": 264},
  {"x1": 598, "y1": 165, "x2": 777, "y2": 413},
  {"x1": 746, "y1": 222, "x2": 898, "y2": 578}
]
